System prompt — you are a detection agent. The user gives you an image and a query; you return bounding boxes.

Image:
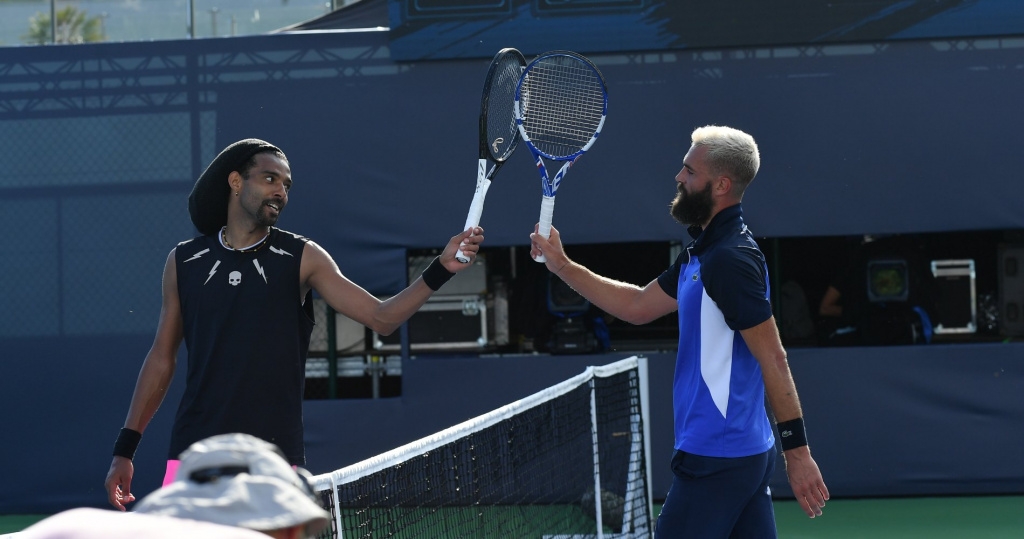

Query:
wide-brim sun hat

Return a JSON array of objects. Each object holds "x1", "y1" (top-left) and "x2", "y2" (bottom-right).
[
  {"x1": 134, "y1": 474, "x2": 329, "y2": 535},
  {"x1": 188, "y1": 139, "x2": 283, "y2": 236},
  {"x1": 134, "y1": 433, "x2": 328, "y2": 536}
]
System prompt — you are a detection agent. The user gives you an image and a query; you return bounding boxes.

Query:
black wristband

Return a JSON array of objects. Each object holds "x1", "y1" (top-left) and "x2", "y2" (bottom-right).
[
  {"x1": 113, "y1": 428, "x2": 143, "y2": 460},
  {"x1": 421, "y1": 256, "x2": 455, "y2": 291},
  {"x1": 776, "y1": 418, "x2": 808, "y2": 451}
]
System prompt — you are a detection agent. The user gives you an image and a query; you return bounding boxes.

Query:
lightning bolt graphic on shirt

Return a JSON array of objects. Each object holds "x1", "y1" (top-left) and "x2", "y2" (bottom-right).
[
  {"x1": 253, "y1": 259, "x2": 267, "y2": 283},
  {"x1": 269, "y1": 246, "x2": 293, "y2": 257},
  {"x1": 184, "y1": 249, "x2": 210, "y2": 263},
  {"x1": 204, "y1": 260, "x2": 221, "y2": 285}
]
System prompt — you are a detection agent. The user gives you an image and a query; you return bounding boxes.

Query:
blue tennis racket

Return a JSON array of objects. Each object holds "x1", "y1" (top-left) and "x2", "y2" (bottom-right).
[{"x1": 516, "y1": 51, "x2": 608, "y2": 263}]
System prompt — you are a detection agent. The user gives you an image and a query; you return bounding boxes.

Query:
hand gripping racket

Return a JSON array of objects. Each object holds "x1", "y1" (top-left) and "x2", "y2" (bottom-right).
[
  {"x1": 516, "y1": 50, "x2": 608, "y2": 263},
  {"x1": 456, "y1": 48, "x2": 527, "y2": 263}
]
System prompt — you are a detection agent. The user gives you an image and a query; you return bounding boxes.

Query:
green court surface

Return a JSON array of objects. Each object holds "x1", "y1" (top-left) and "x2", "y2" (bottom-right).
[
  {"x1": 0, "y1": 514, "x2": 47, "y2": 534},
  {"x1": 773, "y1": 495, "x2": 1024, "y2": 538},
  {"x1": 3, "y1": 496, "x2": 1022, "y2": 536}
]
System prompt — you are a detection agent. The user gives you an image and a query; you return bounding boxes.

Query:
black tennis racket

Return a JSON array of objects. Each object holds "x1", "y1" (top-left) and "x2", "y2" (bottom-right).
[
  {"x1": 456, "y1": 48, "x2": 526, "y2": 263},
  {"x1": 516, "y1": 50, "x2": 608, "y2": 263}
]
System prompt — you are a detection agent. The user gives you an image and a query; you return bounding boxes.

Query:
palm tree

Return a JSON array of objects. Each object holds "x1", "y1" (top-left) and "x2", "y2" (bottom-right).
[{"x1": 22, "y1": 5, "x2": 106, "y2": 45}]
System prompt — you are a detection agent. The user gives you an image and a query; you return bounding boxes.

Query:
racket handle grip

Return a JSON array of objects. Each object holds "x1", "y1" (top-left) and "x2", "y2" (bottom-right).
[
  {"x1": 535, "y1": 195, "x2": 556, "y2": 263},
  {"x1": 457, "y1": 164, "x2": 491, "y2": 263}
]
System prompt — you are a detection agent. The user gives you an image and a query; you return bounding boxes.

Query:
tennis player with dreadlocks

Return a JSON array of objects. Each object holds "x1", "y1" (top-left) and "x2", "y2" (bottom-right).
[{"x1": 104, "y1": 139, "x2": 484, "y2": 510}]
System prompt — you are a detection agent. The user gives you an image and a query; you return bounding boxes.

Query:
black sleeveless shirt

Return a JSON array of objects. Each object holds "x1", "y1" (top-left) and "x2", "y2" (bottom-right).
[{"x1": 171, "y1": 228, "x2": 314, "y2": 464}]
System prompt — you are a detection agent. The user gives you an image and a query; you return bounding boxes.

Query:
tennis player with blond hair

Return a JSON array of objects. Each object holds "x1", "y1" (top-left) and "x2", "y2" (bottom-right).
[{"x1": 529, "y1": 125, "x2": 829, "y2": 537}]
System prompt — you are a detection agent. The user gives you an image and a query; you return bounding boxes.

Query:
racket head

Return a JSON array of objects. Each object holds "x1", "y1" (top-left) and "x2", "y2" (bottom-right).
[
  {"x1": 479, "y1": 48, "x2": 527, "y2": 163},
  {"x1": 515, "y1": 50, "x2": 608, "y2": 161}
]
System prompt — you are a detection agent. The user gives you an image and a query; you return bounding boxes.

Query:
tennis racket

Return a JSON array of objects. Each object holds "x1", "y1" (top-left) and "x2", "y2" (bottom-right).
[
  {"x1": 456, "y1": 48, "x2": 527, "y2": 263},
  {"x1": 516, "y1": 50, "x2": 608, "y2": 263}
]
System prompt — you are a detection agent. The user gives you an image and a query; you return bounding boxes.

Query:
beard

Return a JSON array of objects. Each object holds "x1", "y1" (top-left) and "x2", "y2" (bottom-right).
[
  {"x1": 243, "y1": 194, "x2": 282, "y2": 228},
  {"x1": 670, "y1": 181, "x2": 713, "y2": 226},
  {"x1": 256, "y1": 201, "x2": 281, "y2": 227}
]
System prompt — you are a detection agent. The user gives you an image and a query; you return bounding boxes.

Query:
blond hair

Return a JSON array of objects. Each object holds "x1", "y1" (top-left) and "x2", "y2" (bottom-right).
[{"x1": 691, "y1": 125, "x2": 760, "y2": 196}]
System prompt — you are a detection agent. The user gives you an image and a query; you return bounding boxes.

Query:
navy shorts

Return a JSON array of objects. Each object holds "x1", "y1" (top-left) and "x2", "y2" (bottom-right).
[{"x1": 654, "y1": 446, "x2": 777, "y2": 539}]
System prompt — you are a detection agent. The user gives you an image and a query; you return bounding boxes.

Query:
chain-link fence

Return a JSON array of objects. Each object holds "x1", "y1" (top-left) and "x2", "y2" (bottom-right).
[{"x1": 0, "y1": 113, "x2": 199, "y2": 338}]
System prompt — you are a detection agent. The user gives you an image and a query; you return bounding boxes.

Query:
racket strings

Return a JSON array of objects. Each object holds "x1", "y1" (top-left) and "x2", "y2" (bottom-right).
[
  {"x1": 485, "y1": 58, "x2": 523, "y2": 161},
  {"x1": 520, "y1": 58, "x2": 605, "y2": 159}
]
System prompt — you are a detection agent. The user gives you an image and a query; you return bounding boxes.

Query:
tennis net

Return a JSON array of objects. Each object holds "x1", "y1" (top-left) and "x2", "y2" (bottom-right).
[{"x1": 311, "y1": 356, "x2": 653, "y2": 539}]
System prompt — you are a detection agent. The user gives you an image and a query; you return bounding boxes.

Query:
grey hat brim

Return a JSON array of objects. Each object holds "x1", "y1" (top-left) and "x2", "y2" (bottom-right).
[
  {"x1": 188, "y1": 139, "x2": 282, "y2": 236},
  {"x1": 135, "y1": 434, "x2": 329, "y2": 536},
  {"x1": 135, "y1": 476, "x2": 329, "y2": 536}
]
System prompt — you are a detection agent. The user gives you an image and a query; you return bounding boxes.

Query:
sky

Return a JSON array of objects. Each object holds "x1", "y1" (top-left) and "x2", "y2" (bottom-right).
[{"x1": 0, "y1": 0, "x2": 351, "y2": 46}]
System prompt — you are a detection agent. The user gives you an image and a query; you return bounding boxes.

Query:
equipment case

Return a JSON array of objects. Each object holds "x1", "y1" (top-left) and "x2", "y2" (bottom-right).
[{"x1": 373, "y1": 294, "x2": 489, "y2": 352}]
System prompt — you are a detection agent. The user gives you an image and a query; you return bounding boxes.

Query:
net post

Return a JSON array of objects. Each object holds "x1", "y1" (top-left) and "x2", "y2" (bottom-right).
[
  {"x1": 638, "y1": 355, "x2": 654, "y2": 530},
  {"x1": 621, "y1": 375, "x2": 639, "y2": 534},
  {"x1": 615, "y1": 355, "x2": 648, "y2": 535},
  {"x1": 331, "y1": 474, "x2": 343, "y2": 539},
  {"x1": 589, "y1": 377, "x2": 605, "y2": 539}
]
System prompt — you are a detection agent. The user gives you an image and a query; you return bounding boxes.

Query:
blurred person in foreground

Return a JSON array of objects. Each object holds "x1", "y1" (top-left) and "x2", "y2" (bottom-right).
[
  {"x1": 105, "y1": 138, "x2": 484, "y2": 510},
  {"x1": 528, "y1": 125, "x2": 829, "y2": 537},
  {"x1": 17, "y1": 509, "x2": 268, "y2": 539},
  {"x1": 133, "y1": 433, "x2": 330, "y2": 539}
]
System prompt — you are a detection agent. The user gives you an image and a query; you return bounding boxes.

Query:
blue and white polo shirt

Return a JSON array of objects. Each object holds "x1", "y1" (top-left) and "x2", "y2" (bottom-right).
[{"x1": 657, "y1": 204, "x2": 776, "y2": 458}]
